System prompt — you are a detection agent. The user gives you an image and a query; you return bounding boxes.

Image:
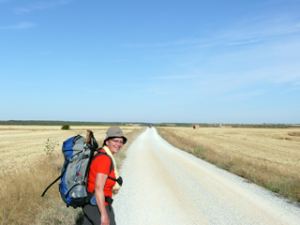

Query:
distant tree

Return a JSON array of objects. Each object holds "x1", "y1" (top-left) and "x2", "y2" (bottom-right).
[{"x1": 61, "y1": 124, "x2": 70, "y2": 130}]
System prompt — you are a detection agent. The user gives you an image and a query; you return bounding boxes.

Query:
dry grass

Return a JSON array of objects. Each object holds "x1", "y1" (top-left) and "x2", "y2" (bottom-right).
[
  {"x1": 289, "y1": 132, "x2": 300, "y2": 137},
  {"x1": 157, "y1": 127, "x2": 300, "y2": 202},
  {"x1": 0, "y1": 152, "x2": 68, "y2": 224},
  {"x1": 0, "y1": 125, "x2": 139, "y2": 174},
  {"x1": 0, "y1": 125, "x2": 144, "y2": 225}
]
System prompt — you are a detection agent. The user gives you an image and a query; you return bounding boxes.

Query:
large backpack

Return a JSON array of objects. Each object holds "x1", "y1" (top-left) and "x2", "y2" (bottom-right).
[{"x1": 41, "y1": 130, "x2": 106, "y2": 208}]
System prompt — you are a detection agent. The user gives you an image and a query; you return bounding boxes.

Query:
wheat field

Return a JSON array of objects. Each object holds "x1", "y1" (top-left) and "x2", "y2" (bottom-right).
[
  {"x1": 0, "y1": 125, "x2": 138, "y2": 174},
  {"x1": 160, "y1": 127, "x2": 300, "y2": 172},
  {"x1": 0, "y1": 125, "x2": 141, "y2": 224},
  {"x1": 157, "y1": 127, "x2": 300, "y2": 201}
]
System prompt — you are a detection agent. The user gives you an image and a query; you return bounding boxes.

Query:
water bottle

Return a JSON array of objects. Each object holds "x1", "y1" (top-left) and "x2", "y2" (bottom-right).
[{"x1": 73, "y1": 185, "x2": 84, "y2": 198}]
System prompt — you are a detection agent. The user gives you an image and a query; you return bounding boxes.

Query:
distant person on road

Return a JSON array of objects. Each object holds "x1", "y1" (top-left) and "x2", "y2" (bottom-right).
[{"x1": 82, "y1": 127, "x2": 126, "y2": 225}]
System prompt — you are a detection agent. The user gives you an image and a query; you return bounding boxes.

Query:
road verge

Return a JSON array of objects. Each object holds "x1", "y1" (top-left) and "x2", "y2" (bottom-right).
[{"x1": 157, "y1": 127, "x2": 300, "y2": 202}]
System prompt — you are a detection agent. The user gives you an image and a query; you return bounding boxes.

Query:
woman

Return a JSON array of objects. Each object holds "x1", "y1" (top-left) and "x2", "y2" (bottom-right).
[{"x1": 83, "y1": 126, "x2": 126, "y2": 225}]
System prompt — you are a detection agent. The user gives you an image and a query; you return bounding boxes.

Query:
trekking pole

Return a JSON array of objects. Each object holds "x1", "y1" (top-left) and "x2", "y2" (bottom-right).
[{"x1": 74, "y1": 130, "x2": 92, "y2": 183}]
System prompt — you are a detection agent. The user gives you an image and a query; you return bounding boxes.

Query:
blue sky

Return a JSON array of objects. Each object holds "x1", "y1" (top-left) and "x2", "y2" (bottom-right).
[{"x1": 1, "y1": 0, "x2": 300, "y2": 123}]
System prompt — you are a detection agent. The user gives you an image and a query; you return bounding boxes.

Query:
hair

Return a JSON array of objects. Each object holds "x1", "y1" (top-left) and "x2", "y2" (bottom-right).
[
  {"x1": 103, "y1": 137, "x2": 126, "y2": 147},
  {"x1": 102, "y1": 138, "x2": 109, "y2": 147}
]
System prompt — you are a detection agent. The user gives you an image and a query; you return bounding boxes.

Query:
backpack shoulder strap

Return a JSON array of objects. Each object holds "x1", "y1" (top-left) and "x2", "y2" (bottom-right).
[
  {"x1": 87, "y1": 148, "x2": 116, "y2": 201},
  {"x1": 90, "y1": 148, "x2": 114, "y2": 175},
  {"x1": 94, "y1": 149, "x2": 120, "y2": 183}
]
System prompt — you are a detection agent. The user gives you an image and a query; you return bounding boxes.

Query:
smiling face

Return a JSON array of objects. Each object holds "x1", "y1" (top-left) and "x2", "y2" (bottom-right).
[{"x1": 105, "y1": 137, "x2": 124, "y2": 154}]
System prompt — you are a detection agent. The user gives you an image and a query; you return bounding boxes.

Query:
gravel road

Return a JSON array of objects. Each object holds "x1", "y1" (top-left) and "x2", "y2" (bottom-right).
[{"x1": 114, "y1": 128, "x2": 300, "y2": 225}]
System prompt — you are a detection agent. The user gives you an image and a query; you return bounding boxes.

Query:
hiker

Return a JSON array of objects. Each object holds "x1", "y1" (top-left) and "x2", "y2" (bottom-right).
[{"x1": 83, "y1": 127, "x2": 126, "y2": 225}]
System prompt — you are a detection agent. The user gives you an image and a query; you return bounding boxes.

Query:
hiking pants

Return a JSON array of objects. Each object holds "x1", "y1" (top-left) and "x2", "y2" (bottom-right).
[{"x1": 82, "y1": 204, "x2": 116, "y2": 225}]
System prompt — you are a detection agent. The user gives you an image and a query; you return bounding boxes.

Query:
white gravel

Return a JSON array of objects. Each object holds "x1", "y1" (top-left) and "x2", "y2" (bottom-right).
[{"x1": 113, "y1": 128, "x2": 300, "y2": 225}]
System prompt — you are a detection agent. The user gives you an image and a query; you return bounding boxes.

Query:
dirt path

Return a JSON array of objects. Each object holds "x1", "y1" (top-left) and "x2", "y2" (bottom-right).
[{"x1": 114, "y1": 128, "x2": 300, "y2": 225}]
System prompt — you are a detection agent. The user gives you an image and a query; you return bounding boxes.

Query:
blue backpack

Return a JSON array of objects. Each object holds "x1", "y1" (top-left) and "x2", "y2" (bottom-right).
[{"x1": 42, "y1": 130, "x2": 104, "y2": 208}]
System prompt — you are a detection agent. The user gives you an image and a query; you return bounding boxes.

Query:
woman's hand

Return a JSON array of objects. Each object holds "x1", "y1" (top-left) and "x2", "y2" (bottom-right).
[{"x1": 101, "y1": 213, "x2": 110, "y2": 225}]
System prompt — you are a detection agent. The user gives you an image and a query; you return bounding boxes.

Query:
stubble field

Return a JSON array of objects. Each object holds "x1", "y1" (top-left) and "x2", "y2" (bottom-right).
[
  {"x1": 0, "y1": 125, "x2": 138, "y2": 174},
  {"x1": 160, "y1": 127, "x2": 300, "y2": 172},
  {"x1": 157, "y1": 127, "x2": 300, "y2": 201},
  {"x1": 0, "y1": 125, "x2": 141, "y2": 224}
]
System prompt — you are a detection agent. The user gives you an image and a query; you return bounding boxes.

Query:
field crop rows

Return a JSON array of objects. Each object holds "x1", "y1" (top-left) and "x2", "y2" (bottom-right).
[
  {"x1": 0, "y1": 125, "x2": 137, "y2": 174},
  {"x1": 0, "y1": 125, "x2": 140, "y2": 224},
  {"x1": 160, "y1": 127, "x2": 300, "y2": 173},
  {"x1": 157, "y1": 127, "x2": 300, "y2": 201}
]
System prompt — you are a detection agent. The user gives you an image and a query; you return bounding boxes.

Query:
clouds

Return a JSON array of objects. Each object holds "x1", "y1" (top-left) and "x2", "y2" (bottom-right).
[
  {"x1": 0, "y1": 1, "x2": 74, "y2": 31},
  {"x1": 122, "y1": 39, "x2": 203, "y2": 48},
  {"x1": 221, "y1": 90, "x2": 266, "y2": 102},
  {"x1": 0, "y1": 22, "x2": 35, "y2": 30},
  {"x1": 1, "y1": 0, "x2": 299, "y2": 123},
  {"x1": 149, "y1": 75, "x2": 200, "y2": 80},
  {"x1": 120, "y1": 11, "x2": 300, "y2": 98},
  {"x1": 217, "y1": 14, "x2": 300, "y2": 47},
  {"x1": 122, "y1": 12, "x2": 300, "y2": 98},
  {"x1": 123, "y1": 13, "x2": 300, "y2": 50},
  {"x1": 14, "y1": 0, "x2": 72, "y2": 14}
]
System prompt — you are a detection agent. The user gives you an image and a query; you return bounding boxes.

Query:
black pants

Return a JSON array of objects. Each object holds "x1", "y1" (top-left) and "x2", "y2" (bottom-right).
[{"x1": 82, "y1": 204, "x2": 116, "y2": 225}]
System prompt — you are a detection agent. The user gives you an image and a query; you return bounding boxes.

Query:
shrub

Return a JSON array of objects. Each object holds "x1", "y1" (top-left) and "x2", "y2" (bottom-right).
[{"x1": 61, "y1": 124, "x2": 70, "y2": 130}]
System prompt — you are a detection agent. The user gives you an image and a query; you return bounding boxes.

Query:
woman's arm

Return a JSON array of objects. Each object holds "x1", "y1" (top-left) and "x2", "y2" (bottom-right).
[{"x1": 95, "y1": 173, "x2": 110, "y2": 225}]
